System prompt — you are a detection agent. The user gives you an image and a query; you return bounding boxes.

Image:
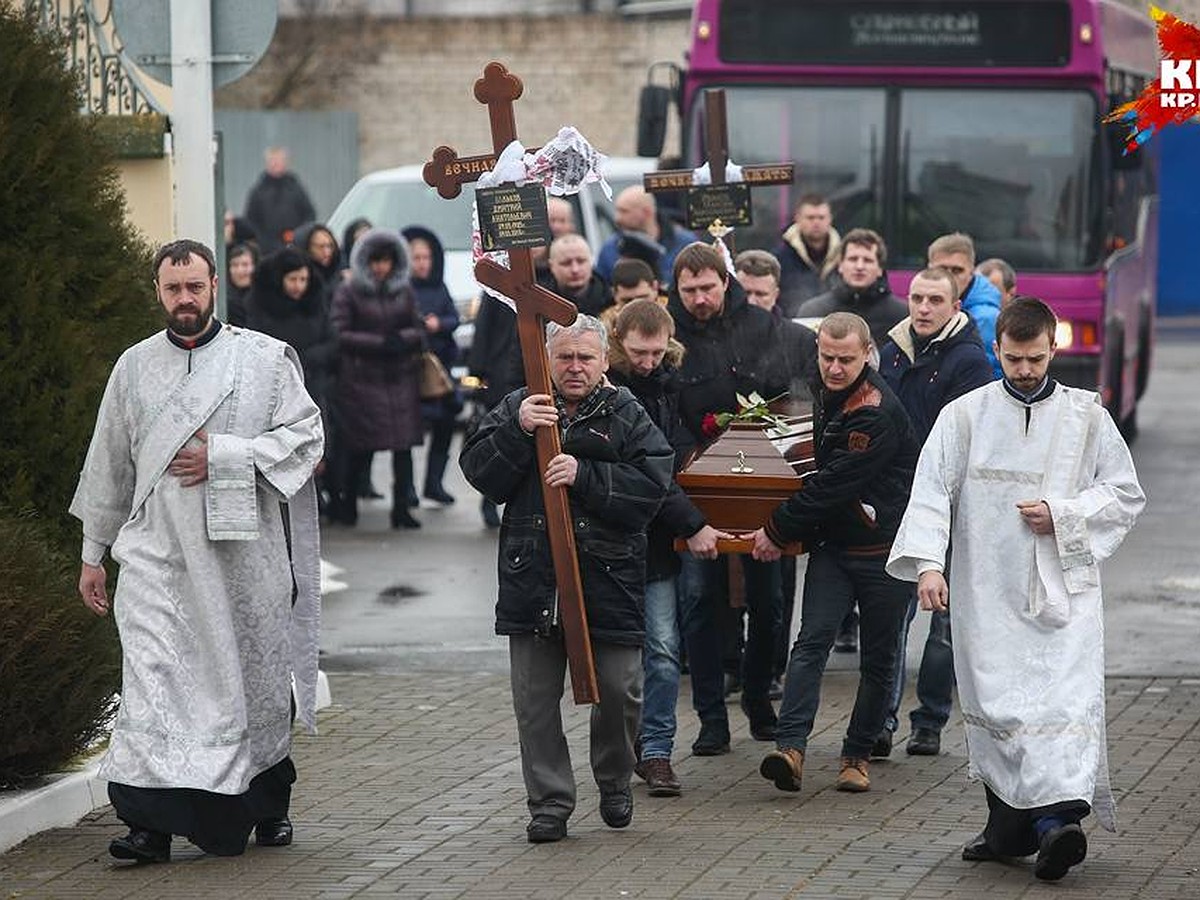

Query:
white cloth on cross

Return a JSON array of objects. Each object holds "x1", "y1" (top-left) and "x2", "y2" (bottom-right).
[
  {"x1": 691, "y1": 160, "x2": 745, "y2": 185},
  {"x1": 473, "y1": 127, "x2": 610, "y2": 311}
]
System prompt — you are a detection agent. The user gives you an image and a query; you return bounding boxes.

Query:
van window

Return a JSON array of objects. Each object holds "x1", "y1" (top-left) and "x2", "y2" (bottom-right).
[{"x1": 336, "y1": 180, "x2": 476, "y2": 251}]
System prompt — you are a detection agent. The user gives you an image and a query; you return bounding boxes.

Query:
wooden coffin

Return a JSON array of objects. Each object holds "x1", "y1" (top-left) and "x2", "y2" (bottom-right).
[{"x1": 674, "y1": 415, "x2": 817, "y2": 555}]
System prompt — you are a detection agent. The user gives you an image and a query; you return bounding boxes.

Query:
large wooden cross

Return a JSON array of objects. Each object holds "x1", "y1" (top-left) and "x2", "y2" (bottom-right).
[
  {"x1": 423, "y1": 62, "x2": 598, "y2": 705},
  {"x1": 643, "y1": 89, "x2": 794, "y2": 249}
]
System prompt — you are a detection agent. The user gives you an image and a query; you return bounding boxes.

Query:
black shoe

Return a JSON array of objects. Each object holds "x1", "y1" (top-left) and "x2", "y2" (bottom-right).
[
  {"x1": 254, "y1": 817, "x2": 293, "y2": 847},
  {"x1": 599, "y1": 788, "x2": 633, "y2": 828},
  {"x1": 390, "y1": 509, "x2": 421, "y2": 529},
  {"x1": 109, "y1": 828, "x2": 171, "y2": 863},
  {"x1": 906, "y1": 727, "x2": 941, "y2": 756},
  {"x1": 871, "y1": 730, "x2": 893, "y2": 759},
  {"x1": 482, "y1": 501, "x2": 501, "y2": 529},
  {"x1": 961, "y1": 832, "x2": 1000, "y2": 862},
  {"x1": 1034, "y1": 823, "x2": 1087, "y2": 881},
  {"x1": 833, "y1": 627, "x2": 858, "y2": 653},
  {"x1": 691, "y1": 719, "x2": 731, "y2": 756},
  {"x1": 424, "y1": 485, "x2": 457, "y2": 505},
  {"x1": 740, "y1": 695, "x2": 778, "y2": 742},
  {"x1": 768, "y1": 676, "x2": 784, "y2": 701},
  {"x1": 526, "y1": 814, "x2": 567, "y2": 843}
]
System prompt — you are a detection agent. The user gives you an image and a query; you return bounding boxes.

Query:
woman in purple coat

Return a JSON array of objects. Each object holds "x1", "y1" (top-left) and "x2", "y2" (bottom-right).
[{"x1": 330, "y1": 228, "x2": 424, "y2": 529}]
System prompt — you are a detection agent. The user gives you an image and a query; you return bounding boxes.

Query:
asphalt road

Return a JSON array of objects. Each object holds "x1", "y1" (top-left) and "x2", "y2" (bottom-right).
[{"x1": 318, "y1": 329, "x2": 1200, "y2": 680}]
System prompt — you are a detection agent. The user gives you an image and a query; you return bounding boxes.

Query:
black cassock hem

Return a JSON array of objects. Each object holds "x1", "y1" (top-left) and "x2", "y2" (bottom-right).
[
  {"x1": 108, "y1": 756, "x2": 296, "y2": 856},
  {"x1": 982, "y1": 783, "x2": 1091, "y2": 857}
]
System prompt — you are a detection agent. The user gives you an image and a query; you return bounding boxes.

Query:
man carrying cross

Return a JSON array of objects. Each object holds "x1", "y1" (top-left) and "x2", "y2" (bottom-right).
[{"x1": 461, "y1": 315, "x2": 674, "y2": 843}]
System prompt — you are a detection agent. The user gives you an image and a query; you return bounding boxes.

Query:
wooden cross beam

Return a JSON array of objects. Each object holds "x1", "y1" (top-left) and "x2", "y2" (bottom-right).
[
  {"x1": 423, "y1": 61, "x2": 599, "y2": 705},
  {"x1": 643, "y1": 90, "x2": 794, "y2": 245}
]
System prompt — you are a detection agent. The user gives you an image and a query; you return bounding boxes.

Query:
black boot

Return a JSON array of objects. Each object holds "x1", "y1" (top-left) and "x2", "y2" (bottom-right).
[
  {"x1": 423, "y1": 450, "x2": 456, "y2": 505},
  {"x1": 391, "y1": 451, "x2": 421, "y2": 529},
  {"x1": 109, "y1": 827, "x2": 171, "y2": 863}
]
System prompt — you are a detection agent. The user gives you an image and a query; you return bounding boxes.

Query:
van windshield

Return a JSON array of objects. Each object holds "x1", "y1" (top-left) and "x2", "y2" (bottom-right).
[{"x1": 333, "y1": 180, "x2": 477, "y2": 251}]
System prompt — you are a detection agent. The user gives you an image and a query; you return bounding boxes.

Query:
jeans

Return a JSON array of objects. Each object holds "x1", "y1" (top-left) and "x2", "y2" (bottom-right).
[
  {"x1": 640, "y1": 576, "x2": 681, "y2": 760},
  {"x1": 884, "y1": 591, "x2": 955, "y2": 734},
  {"x1": 775, "y1": 546, "x2": 909, "y2": 759},
  {"x1": 678, "y1": 554, "x2": 782, "y2": 725}
]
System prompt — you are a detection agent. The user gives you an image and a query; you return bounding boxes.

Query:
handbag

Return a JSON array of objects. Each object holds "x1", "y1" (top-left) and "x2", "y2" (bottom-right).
[{"x1": 419, "y1": 351, "x2": 454, "y2": 400}]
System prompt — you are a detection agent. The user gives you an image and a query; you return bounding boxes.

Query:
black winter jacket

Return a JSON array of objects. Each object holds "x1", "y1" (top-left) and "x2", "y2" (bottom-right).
[
  {"x1": 668, "y1": 279, "x2": 790, "y2": 444},
  {"x1": 460, "y1": 385, "x2": 675, "y2": 645},
  {"x1": 878, "y1": 313, "x2": 995, "y2": 444},
  {"x1": 607, "y1": 356, "x2": 707, "y2": 581},
  {"x1": 765, "y1": 366, "x2": 918, "y2": 552},
  {"x1": 536, "y1": 269, "x2": 614, "y2": 318},
  {"x1": 244, "y1": 249, "x2": 336, "y2": 410},
  {"x1": 797, "y1": 274, "x2": 908, "y2": 347}
]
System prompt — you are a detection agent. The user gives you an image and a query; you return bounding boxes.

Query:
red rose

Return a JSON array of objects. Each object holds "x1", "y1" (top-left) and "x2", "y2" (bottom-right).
[{"x1": 701, "y1": 412, "x2": 721, "y2": 439}]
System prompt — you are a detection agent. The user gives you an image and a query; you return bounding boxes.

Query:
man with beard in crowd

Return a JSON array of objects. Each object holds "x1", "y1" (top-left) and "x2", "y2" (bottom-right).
[
  {"x1": 668, "y1": 242, "x2": 790, "y2": 755},
  {"x1": 72, "y1": 239, "x2": 324, "y2": 863}
]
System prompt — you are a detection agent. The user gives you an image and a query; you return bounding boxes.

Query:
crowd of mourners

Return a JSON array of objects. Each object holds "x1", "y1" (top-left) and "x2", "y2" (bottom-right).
[{"x1": 90, "y1": 146, "x2": 1139, "y2": 882}]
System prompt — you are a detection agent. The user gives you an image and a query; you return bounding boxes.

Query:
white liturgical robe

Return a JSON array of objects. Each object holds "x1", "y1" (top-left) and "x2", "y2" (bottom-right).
[
  {"x1": 70, "y1": 325, "x2": 324, "y2": 795},
  {"x1": 887, "y1": 381, "x2": 1144, "y2": 830}
]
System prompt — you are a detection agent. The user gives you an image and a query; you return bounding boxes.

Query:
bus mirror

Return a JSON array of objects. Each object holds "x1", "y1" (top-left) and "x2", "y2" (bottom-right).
[
  {"x1": 1106, "y1": 121, "x2": 1143, "y2": 172},
  {"x1": 637, "y1": 84, "x2": 671, "y2": 158}
]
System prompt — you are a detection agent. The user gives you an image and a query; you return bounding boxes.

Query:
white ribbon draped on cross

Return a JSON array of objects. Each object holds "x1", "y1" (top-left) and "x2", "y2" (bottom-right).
[{"x1": 473, "y1": 127, "x2": 612, "y2": 311}]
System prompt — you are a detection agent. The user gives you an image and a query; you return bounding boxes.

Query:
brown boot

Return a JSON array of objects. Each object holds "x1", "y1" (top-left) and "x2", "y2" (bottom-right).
[
  {"x1": 836, "y1": 756, "x2": 870, "y2": 792},
  {"x1": 759, "y1": 747, "x2": 805, "y2": 792}
]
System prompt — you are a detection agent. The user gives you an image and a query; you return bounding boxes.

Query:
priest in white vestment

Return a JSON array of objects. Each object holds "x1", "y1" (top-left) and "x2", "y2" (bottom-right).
[
  {"x1": 887, "y1": 298, "x2": 1144, "y2": 882},
  {"x1": 71, "y1": 240, "x2": 324, "y2": 863}
]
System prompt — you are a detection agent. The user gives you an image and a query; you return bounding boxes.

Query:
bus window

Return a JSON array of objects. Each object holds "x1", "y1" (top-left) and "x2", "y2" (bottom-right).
[
  {"x1": 688, "y1": 86, "x2": 886, "y2": 250},
  {"x1": 896, "y1": 88, "x2": 1101, "y2": 271}
]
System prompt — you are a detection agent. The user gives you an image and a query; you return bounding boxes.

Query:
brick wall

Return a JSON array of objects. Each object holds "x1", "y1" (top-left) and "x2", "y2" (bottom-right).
[
  {"x1": 216, "y1": 2, "x2": 1200, "y2": 178},
  {"x1": 216, "y1": 14, "x2": 690, "y2": 173}
]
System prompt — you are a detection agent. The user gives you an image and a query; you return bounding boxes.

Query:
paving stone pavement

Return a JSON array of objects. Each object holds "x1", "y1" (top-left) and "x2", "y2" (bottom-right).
[{"x1": 3, "y1": 672, "x2": 1199, "y2": 899}]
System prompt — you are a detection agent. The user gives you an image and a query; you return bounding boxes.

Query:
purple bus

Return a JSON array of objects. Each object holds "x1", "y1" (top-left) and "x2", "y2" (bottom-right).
[{"x1": 639, "y1": 0, "x2": 1158, "y2": 434}]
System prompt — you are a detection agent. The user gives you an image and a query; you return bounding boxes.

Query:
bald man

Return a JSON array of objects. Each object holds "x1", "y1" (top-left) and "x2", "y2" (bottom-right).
[
  {"x1": 596, "y1": 186, "x2": 697, "y2": 287},
  {"x1": 537, "y1": 233, "x2": 613, "y2": 317}
]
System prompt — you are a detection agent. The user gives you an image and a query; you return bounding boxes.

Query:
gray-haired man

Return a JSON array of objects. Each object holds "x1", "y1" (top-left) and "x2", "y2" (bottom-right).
[{"x1": 460, "y1": 315, "x2": 674, "y2": 844}]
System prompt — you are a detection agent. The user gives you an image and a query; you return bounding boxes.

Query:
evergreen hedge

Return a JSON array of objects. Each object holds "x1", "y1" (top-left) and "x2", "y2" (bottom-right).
[{"x1": 0, "y1": 9, "x2": 159, "y2": 786}]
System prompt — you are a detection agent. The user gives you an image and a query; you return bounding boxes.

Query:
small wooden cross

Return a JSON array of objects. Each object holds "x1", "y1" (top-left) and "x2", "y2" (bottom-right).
[
  {"x1": 423, "y1": 62, "x2": 599, "y2": 705},
  {"x1": 643, "y1": 89, "x2": 794, "y2": 247}
]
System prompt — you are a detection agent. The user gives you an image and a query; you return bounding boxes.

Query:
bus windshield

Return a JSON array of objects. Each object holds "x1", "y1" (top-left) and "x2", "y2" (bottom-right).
[{"x1": 694, "y1": 85, "x2": 1101, "y2": 271}]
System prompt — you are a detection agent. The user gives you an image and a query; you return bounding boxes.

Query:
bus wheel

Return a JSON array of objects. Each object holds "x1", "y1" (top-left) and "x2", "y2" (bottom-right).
[
  {"x1": 1134, "y1": 304, "x2": 1153, "y2": 400},
  {"x1": 1105, "y1": 328, "x2": 1125, "y2": 425}
]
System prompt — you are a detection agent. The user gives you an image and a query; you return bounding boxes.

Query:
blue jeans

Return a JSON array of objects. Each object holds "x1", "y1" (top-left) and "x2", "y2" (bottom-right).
[
  {"x1": 775, "y1": 546, "x2": 909, "y2": 759},
  {"x1": 640, "y1": 576, "x2": 681, "y2": 760},
  {"x1": 884, "y1": 592, "x2": 955, "y2": 734},
  {"x1": 678, "y1": 554, "x2": 782, "y2": 725}
]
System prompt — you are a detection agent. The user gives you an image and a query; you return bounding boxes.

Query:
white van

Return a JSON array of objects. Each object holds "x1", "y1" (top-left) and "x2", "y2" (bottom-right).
[{"x1": 326, "y1": 156, "x2": 660, "y2": 321}]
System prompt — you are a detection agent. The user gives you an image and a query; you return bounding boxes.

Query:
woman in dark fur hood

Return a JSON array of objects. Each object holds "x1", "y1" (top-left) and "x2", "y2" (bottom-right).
[
  {"x1": 329, "y1": 228, "x2": 425, "y2": 529},
  {"x1": 245, "y1": 246, "x2": 335, "y2": 404}
]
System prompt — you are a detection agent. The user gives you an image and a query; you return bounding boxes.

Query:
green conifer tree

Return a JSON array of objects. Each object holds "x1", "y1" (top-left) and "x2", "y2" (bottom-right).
[{"x1": 0, "y1": 8, "x2": 159, "y2": 785}]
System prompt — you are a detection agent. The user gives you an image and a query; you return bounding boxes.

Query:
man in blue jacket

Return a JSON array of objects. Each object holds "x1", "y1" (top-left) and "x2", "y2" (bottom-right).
[
  {"x1": 874, "y1": 266, "x2": 995, "y2": 759},
  {"x1": 928, "y1": 233, "x2": 1003, "y2": 378}
]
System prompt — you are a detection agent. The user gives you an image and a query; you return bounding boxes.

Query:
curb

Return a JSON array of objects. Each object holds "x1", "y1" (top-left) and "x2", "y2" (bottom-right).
[{"x1": 0, "y1": 670, "x2": 332, "y2": 855}]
